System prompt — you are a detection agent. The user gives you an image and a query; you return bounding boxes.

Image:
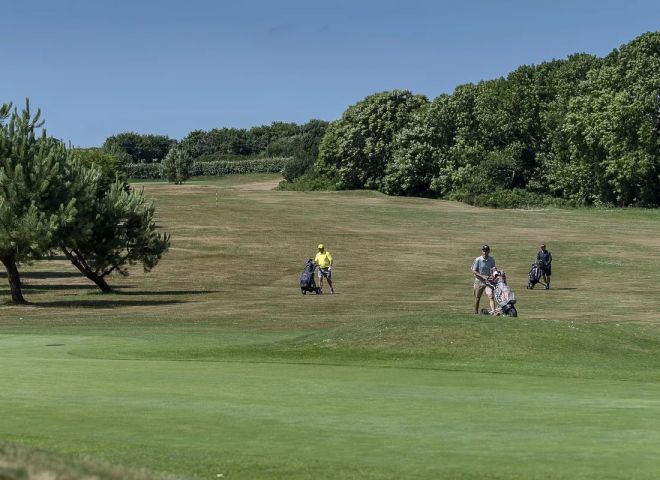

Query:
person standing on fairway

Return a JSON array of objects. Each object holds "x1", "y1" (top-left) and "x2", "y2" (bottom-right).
[
  {"x1": 472, "y1": 244, "x2": 496, "y2": 314},
  {"x1": 537, "y1": 243, "x2": 553, "y2": 289},
  {"x1": 314, "y1": 243, "x2": 334, "y2": 294}
]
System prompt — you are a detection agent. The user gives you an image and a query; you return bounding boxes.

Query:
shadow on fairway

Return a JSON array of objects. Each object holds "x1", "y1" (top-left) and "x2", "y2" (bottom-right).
[
  {"x1": 21, "y1": 283, "x2": 99, "y2": 291},
  {"x1": 29, "y1": 299, "x2": 184, "y2": 309},
  {"x1": 0, "y1": 271, "x2": 83, "y2": 279},
  {"x1": 1, "y1": 283, "x2": 137, "y2": 294},
  {"x1": 114, "y1": 289, "x2": 218, "y2": 296}
]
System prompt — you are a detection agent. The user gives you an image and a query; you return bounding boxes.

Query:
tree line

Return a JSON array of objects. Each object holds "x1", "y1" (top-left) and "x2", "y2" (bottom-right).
[
  {"x1": 286, "y1": 31, "x2": 660, "y2": 207},
  {"x1": 97, "y1": 119, "x2": 328, "y2": 184},
  {"x1": 101, "y1": 120, "x2": 328, "y2": 163},
  {"x1": 0, "y1": 101, "x2": 170, "y2": 304},
  {"x1": 39, "y1": 31, "x2": 659, "y2": 206}
]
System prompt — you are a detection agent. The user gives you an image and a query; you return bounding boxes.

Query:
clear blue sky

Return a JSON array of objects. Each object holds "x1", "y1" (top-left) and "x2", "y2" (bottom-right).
[{"x1": 3, "y1": 0, "x2": 660, "y2": 147}]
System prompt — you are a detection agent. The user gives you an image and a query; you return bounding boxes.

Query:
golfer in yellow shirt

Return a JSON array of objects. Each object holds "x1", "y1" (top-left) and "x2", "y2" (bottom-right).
[{"x1": 314, "y1": 244, "x2": 334, "y2": 294}]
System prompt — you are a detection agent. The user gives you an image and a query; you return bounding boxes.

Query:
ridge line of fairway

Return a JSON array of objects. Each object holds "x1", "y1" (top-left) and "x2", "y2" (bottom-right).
[{"x1": 60, "y1": 353, "x2": 660, "y2": 384}]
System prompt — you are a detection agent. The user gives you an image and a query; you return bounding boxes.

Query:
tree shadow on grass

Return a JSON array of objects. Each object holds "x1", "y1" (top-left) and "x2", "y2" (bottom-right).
[
  {"x1": 0, "y1": 271, "x2": 83, "y2": 279},
  {"x1": 114, "y1": 289, "x2": 218, "y2": 296},
  {"x1": 28, "y1": 299, "x2": 184, "y2": 309},
  {"x1": 1, "y1": 283, "x2": 136, "y2": 294},
  {"x1": 22, "y1": 283, "x2": 99, "y2": 291},
  {"x1": 1, "y1": 281, "x2": 213, "y2": 307}
]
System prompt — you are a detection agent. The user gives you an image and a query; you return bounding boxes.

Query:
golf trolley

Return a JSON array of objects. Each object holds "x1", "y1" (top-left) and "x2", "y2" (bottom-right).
[
  {"x1": 300, "y1": 259, "x2": 322, "y2": 295},
  {"x1": 526, "y1": 261, "x2": 547, "y2": 289},
  {"x1": 480, "y1": 270, "x2": 518, "y2": 317}
]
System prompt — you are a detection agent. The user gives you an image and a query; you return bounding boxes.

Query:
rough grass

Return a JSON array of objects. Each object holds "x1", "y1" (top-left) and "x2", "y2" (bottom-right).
[
  {"x1": 0, "y1": 441, "x2": 183, "y2": 480},
  {"x1": 1, "y1": 174, "x2": 660, "y2": 479}
]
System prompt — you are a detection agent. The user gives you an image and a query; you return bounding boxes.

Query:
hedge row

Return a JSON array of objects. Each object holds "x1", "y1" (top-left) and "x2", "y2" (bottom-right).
[
  {"x1": 196, "y1": 153, "x2": 268, "y2": 163},
  {"x1": 125, "y1": 157, "x2": 290, "y2": 179}
]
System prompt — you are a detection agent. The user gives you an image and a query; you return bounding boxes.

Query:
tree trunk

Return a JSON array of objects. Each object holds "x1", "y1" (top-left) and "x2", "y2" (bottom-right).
[
  {"x1": 86, "y1": 271, "x2": 113, "y2": 293},
  {"x1": 61, "y1": 246, "x2": 113, "y2": 293},
  {"x1": 0, "y1": 255, "x2": 27, "y2": 304}
]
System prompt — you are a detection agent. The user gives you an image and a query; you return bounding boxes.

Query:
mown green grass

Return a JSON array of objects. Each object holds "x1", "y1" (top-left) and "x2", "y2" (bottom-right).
[{"x1": 1, "y1": 174, "x2": 660, "y2": 479}]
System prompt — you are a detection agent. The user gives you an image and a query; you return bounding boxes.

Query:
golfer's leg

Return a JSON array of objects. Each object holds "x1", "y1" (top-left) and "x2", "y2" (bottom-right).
[
  {"x1": 474, "y1": 289, "x2": 482, "y2": 313},
  {"x1": 327, "y1": 277, "x2": 334, "y2": 293},
  {"x1": 487, "y1": 288, "x2": 495, "y2": 312}
]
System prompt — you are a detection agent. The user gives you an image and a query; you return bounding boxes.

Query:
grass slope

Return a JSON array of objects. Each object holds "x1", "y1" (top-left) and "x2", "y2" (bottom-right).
[{"x1": 1, "y1": 174, "x2": 660, "y2": 479}]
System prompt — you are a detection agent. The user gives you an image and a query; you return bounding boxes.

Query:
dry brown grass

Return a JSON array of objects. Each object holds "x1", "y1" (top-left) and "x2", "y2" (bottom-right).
[{"x1": 1, "y1": 174, "x2": 659, "y2": 328}]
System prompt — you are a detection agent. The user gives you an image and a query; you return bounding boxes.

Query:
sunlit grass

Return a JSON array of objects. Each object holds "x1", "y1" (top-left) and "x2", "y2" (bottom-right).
[{"x1": 1, "y1": 174, "x2": 660, "y2": 479}]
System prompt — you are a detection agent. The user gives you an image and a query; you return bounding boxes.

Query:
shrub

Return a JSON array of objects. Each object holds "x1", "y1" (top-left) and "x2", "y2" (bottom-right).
[
  {"x1": 162, "y1": 146, "x2": 193, "y2": 184},
  {"x1": 317, "y1": 90, "x2": 428, "y2": 190},
  {"x1": 196, "y1": 153, "x2": 266, "y2": 163},
  {"x1": 282, "y1": 152, "x2": 316, "y2": 181},
  {"x1": 277, "y1": 173, "x2": 336, "y2": 191},
  {"x1": 191, "y1": 157, "x2": 289, "y2": 176},
  {"x1": 124, "y1": 163, "x2": 162, "y2": 179},
  {"x1": 449, "y1": 188, "x2": 580, "y2": 208}
]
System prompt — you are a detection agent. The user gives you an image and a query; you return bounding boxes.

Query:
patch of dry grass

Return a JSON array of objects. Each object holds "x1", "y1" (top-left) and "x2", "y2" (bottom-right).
[
  {"x1": 0, "y1": 441, "x2": 184, "y2": 480},
  {"x1": 1, "y1": 174, "x2": 659, "y2": 331}
]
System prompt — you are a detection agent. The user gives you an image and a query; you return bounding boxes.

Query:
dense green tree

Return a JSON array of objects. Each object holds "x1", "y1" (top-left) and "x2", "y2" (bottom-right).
[
  {"x1": 281, "y1": 119, "x2": 329, "y2": 181},
  {"x1": 556, "y1": 33, "x2": 660, "y2": 206},
  {"x1": 445, "y1": 74, "x2": 541, "y2": 194},
  {"x1": 179, "y1": 122, "x2": 303, "y2": 160},
  {"x1": 0, "y1": 101, "x2": 87, "y2": 303},
  {"x1": 60, "y1": 180, "x2": 170, "y2": 292},
  {"x1": 73, "y1": 148, "x2": 127, "y2": 190},
  {"x1": 381, "y1": 52, "x2": 605, "y2": 202},
  {"x1": 385, "y1": 96, "x2": 455, "y2": 195},
  {"x1": 102, "y1": 132, "x2": 144, "y2": 162},
  {"x1": 265, "y1": 134, "x2": 302, "y2": 157},
  {"x1": 179, "y1": 128, "x2": 250, "y2": 158},
  {"x1": 141, "y1": 134, "x2": 177, "y2": 162},
  {"x1": 162, "y1": 145, "x2": 193, "y2": 184},
  {"x1": 317, "y1": 90, "x2": 428, "y2": 190},
  {"x1": 247, "y1": 122, "x2": 300, "y2": 155},
  {"x1": 1, "y1": 102, "x2": 171, "y2": 299},
  {"x1": 102, "y1": 132, "x2": 175, "y2": 163}
]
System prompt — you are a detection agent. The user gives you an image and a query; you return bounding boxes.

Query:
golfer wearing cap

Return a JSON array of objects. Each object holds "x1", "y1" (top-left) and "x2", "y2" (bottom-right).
[
  {"x1": 536, "y1": 243, "x2": 552, "y2": 289},
  {"x1": 314, "y1": 244, "x2": 334, "y2": 294},
  {"x1": 471, "y1": 244, "x2": 496, "y2": 314}
]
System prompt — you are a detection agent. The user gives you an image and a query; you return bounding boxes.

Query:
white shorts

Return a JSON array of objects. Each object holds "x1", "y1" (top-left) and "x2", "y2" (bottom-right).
[{"x1": 473, "y1": 279, "x2": 493, "y2": 298}]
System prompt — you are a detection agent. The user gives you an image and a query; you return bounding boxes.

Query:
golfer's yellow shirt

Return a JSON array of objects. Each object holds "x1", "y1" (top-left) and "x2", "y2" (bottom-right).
[{"x1": 314, "y1": 251, "x2": 333, "y2": 268}]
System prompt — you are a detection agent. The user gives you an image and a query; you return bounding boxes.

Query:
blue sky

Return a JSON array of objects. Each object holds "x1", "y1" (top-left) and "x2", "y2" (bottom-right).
[{"x1": 3, "y1": 0, "x2": 659, "y2": 146}]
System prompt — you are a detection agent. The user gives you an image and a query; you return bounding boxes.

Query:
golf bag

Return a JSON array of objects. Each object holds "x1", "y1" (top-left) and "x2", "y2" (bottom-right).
[
  {"x1": 527, "y1": 262, "x2": 545, "y2": 289},
  {"x1": 300, "y1": 259, "x2": 321, "y2": 295},
  {"x1": 481, "y1": 269, "x2": 518, "y2": 317}
]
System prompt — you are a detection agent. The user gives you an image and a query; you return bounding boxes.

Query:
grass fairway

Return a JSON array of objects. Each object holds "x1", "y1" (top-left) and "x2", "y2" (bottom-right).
[{"x1": 1, "y1": 174, "x2": 660, "y2": 479}]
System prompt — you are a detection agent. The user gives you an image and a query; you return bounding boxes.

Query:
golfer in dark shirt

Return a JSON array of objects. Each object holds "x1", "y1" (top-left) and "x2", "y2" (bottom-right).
[{"x1": 536, "y1": 244, "x2": 552, "y2": 290}]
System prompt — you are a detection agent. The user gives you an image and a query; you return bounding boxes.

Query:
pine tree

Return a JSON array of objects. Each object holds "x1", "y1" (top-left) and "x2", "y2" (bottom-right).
[
  {"x1": 0, "y1": 101, "x2": 81, "y2": 303},
  {"x1": 60, "y1": 179, "x2": 171, "y2": 292}
]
